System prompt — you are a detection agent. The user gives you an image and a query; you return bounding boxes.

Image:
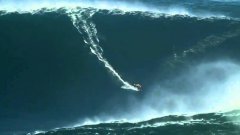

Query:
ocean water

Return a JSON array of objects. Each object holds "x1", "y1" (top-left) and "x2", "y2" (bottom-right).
[{"x1": 0, "y1": 0, "x2": 240, "y2": 135}]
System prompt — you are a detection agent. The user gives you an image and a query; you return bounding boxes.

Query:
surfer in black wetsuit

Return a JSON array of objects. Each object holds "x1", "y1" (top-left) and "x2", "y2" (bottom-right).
[{"x1": 134, "y1": 83, "x2": 142, "y2": 90}]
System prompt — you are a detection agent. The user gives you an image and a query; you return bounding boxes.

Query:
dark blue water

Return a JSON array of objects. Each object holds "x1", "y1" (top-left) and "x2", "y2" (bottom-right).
[{"x1": 0, "y1": 0, "x2": 240, "y2": 135}]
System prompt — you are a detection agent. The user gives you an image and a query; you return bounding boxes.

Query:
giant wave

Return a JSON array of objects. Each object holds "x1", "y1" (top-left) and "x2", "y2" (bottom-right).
[{"x1": 0, "y1": 0, "x2": 240, "y2": 135}]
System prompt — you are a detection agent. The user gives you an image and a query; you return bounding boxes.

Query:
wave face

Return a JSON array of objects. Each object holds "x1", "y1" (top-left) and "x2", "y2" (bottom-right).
[{"x1": 1, "y1": 0, "x2": 240, "y2": 135}]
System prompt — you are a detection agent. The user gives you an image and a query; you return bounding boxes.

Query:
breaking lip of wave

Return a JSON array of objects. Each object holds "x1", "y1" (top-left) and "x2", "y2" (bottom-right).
[
  {"x1": 30, "y1": 110, "x2": 240, "y2": 135},
  {"x1": 0, "y1": 0, "x2": 228, "y2": 19}
]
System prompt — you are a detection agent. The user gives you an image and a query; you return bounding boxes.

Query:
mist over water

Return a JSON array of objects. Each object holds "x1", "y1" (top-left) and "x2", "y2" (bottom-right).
[
  {"x1": 140, "y1": 60, "x2": 240, "y2": 116},
  {"x1": 72, "y1": 60, "x2": 240, "y2": 126}
]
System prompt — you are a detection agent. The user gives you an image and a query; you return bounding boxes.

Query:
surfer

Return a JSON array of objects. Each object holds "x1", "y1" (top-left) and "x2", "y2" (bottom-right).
[{"x1": 134, "y1": 83, "x2": 142, "y2": 90}]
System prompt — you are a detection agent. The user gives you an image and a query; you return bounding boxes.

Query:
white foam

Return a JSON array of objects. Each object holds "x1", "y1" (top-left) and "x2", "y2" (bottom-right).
[
  {"x1": 67, "y1": 9, "x2": 139, "y2": 91},
  {"x1": 27, "y1": 130, "x2": 46, "y2": 135},
  {"x1": 128, "y1": 118, "x2": 208, "y2": 130},
  {"x1": 0, "y1": 0, "x2": 156, "y2": 13},
  {"x1": 0, "y1": 0, "x2": 227, "y2": 19}
]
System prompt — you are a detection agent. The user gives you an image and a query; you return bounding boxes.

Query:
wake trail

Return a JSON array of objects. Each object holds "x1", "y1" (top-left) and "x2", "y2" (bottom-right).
[{"x1": 67, "y1": 9, "x2": 139, "y2": 91}]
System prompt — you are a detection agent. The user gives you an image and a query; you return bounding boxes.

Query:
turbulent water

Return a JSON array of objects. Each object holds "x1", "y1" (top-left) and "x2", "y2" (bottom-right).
[
  {"x1": 32, "y1": 110, "x2": 240, "y2": 135},
  {"x1": 1, "y1": 0, "x2": 240, "y2": 135}
]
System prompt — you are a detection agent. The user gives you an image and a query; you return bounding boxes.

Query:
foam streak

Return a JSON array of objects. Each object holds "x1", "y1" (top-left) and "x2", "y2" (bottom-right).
[{"x1": 67, "y1": 9, "x2": 138, "y2": 91}]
